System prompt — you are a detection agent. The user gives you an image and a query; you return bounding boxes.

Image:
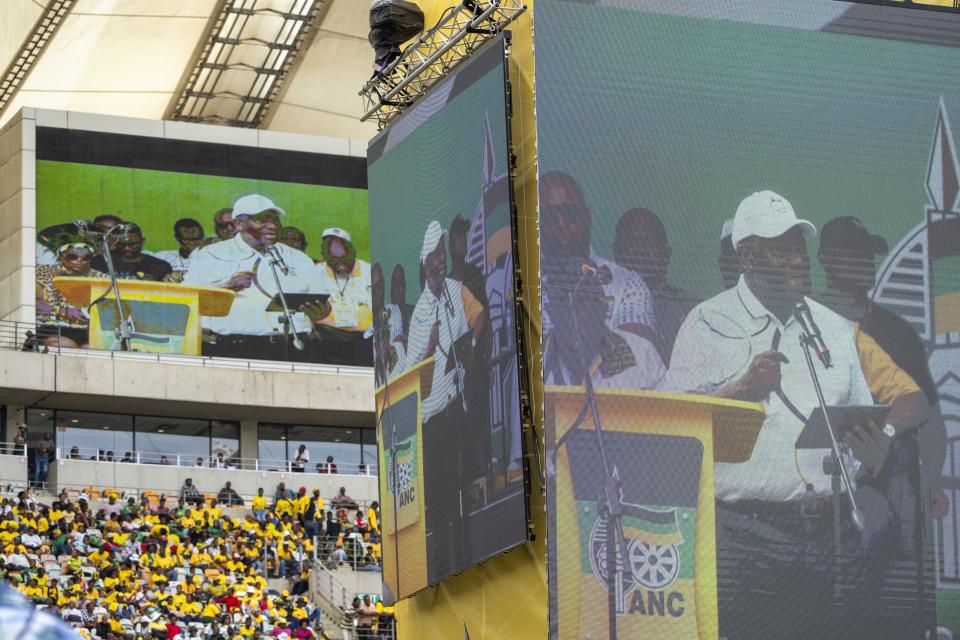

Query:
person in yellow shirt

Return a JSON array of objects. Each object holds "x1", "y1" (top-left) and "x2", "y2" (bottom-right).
[
  {"x1": 190, "y1": 548, "x2": 212, "y2": 569},
  {"x1": 238, "y1": 616, "x2": 257, "y2": 638},
  {"x1": 200, "y1": 601, "x2": 222, "y2": 621},
  {"x1": 368, "y1": 501, "x2": 379, "y2": 535},
  {"x1": 295, "y1": 487, "x2": 310, "y2": 518},
  {"x1": 180, "y1": 599, "x2": 202, "y2": 619},
  {"x1": 204, "y1": 497, "x2": 222, "y2": 521},
  {"x1": 22, "y1": 578, "x2": 44, "y2": 603},
  {"x1": 252, "y1": 488, "x2": 268, "y2": 523},
  {"x1": 275, "y1": 495, "x2": 294, "y2": 518}
]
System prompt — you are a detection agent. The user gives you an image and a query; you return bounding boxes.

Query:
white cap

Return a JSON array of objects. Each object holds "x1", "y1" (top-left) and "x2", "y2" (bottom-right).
[
  {"x1": 720, "y1": 218, "x2": 735, "y2": 241},
  {"x1": 232, "y1": 194, "x2": 285, "y2": 218},
  {"x1": 731, "y1": 190, "x2": 815, "y2": 248},
  {"x1": 322, "y1": 227, "x2": 352, "y2": 243},
  {"x1": 420, "y1": 220, "x2": 445, "y2": 265}
]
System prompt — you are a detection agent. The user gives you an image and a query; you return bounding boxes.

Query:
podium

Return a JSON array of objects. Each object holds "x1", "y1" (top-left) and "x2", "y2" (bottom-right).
[
  {"x1": 546, "y1": 386, "x2": 764, "y2": 640},
  {"x1": 376, "y1": 357, "x2": 435, "y2": 603},
  {"x1": 55, "y1": 276, "x2": 235, "y2": 356}
]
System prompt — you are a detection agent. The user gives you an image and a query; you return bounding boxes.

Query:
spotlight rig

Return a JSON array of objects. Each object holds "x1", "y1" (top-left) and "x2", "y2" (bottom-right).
[{"x1": 361, "y1": 0, "x2": 526, "y2": 129}]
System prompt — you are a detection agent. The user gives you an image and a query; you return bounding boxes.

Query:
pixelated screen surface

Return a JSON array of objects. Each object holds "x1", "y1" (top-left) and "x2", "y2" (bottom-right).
[
  {"x1": 536, "y1": 1, "x2": 960, "y2": 637},
  {"x1": 368, "y1": 34, "x2": 527, "y2": 602}
]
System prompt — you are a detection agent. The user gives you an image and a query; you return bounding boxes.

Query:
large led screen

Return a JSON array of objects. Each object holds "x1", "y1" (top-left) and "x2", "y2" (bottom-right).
[
  {"x1": 536, "y1": 1, "x2": 960, "y2": 638},
  {"x1": 368, "y1": 35, "x2": 527, "y2": 602},
  {"x1": 34, "y1": 125, "x2": 371, "y2": 366}
]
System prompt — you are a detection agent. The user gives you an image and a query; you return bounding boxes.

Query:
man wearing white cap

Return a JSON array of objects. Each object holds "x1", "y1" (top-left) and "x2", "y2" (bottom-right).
[
  {"x1": 315, "y1": 227, "x2": 372, "y2": 335},
  {"x1": 184, "y1": 194, "x2": 330, "y2": 360},
  {"x1": 660, "y1": 190, "x2": 894, "y2": 637},
  {"x1": 405, "y1": 219, "x2": 489, "y2": 582}
]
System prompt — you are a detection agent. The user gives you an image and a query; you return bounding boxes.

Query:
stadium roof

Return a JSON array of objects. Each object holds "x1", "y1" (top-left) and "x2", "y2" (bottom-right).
[
  {"x1": 0, "y1": 0, "x2": 376, "y2": 139},
  {"x1": 1, "y1": 0, "x2": 955, "y2": 137}
]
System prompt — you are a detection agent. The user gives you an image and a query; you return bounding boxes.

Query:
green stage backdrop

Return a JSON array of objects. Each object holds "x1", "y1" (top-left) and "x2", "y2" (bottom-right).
[{"x1": 36, "y1": 161, "x2": 369, "y2": 262}]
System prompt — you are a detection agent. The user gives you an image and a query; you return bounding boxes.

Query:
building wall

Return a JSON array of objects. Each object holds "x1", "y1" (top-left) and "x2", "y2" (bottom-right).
[
  {"x1": 0, "y1": 349, "x2": 374, "y2": 427},
  {"x1": 0, "y1": 452, "x2": 28, "y2": 488},
  {"x1": 0, "y1": 107, "x2": 35, "y2": 322}
]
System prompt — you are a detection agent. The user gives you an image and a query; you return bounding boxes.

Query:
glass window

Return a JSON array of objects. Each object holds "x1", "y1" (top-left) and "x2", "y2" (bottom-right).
[
  {"x1": 135, "y1": 417, "x2": 209, "y2": 465},
  {"x1": 56, "y1": 411, "x2": 133, "y2": 460},
  {"x1": 24, "y1": 409, "x2": 55, "y2": 449},
  {"x1": 211, "y1": 421, "x2": 240, "y2": 467},
  {"x1": 258, "y1": 425, "x2": 287, "y2": 471},
  {"x1": 288, "y1": 425, "x2": 362, "y2": 474}
]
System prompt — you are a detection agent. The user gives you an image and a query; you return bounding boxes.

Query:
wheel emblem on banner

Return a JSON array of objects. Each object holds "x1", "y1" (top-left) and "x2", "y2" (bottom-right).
[
  {"x1": 589, "y1": 510, "x2": 683, "y2": 600},
  {"x1": 629, "y1": 539, "x2": 680, "y2": 590},
  {"x1": 387, "y1": 444, "x2": 415, "y2": 495}
]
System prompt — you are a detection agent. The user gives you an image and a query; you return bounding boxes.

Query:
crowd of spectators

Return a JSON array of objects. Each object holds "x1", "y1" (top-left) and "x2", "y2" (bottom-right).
[{"x1": 0, "y1": 482, "x2": 390, "y2": 639}]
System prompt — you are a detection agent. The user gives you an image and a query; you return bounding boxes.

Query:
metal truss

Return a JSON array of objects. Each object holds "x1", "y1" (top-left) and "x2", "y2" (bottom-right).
[
  {"x1": 0, "y1": 0, "x2": 76, "y2": 119},
  {"x1": 169, "y1": 0, "x2": 330, "y2": 128},
  {"x1": 359, "y1": 0, "x2": 526, "y2": 129}
]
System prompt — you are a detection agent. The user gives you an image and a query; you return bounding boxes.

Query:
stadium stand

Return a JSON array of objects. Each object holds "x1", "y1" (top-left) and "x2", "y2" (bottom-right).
[{"x1": 0, "y1": 483, "x2": 392, "y2": 639}]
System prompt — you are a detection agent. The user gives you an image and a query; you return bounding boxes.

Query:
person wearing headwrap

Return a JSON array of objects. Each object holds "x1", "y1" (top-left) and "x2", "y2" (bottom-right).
[{"x1": 36, "y1": 234, "x2": 109, "y2": 346}]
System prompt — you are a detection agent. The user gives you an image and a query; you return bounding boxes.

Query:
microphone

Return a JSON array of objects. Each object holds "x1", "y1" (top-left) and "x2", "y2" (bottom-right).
[
  {"x1": 579, "y1": 261, "x2": 613, "y2": 285},
  {"x1": 266, "y1": 245, "x2": 289, "y2": 275},
  {"x1": 794, "y1": 301, "x2": 831, "y2": 368}
]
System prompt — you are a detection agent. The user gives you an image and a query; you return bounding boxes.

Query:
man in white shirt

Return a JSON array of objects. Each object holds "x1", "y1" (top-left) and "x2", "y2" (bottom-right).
[
  {"x1": 154, "y1": 218, "x2": 206, "y2": 273},
  {"x1": 20, "y1": 531, "x2": 42, "y2": 549},
  {"x1": 5, "y1": 551, "x2": 29, "y2": 570},
  {"x1": 184, "y1": 194, "x2": 331, "y2": 361},
  {"x1": 405, "y1": 220, "x2": 490, "y2": 583},
  {"x1": 661, "y1": 190, "x2": 914, "y2": 637},
  {"x1": 406, "y1": 221, "x2": 488, "y2": 424}
]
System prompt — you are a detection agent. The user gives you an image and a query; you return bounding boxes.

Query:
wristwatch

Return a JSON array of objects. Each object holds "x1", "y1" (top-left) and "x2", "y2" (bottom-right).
[{"x1": 882, "y1": 423, "x2": 896, "y2": 439}]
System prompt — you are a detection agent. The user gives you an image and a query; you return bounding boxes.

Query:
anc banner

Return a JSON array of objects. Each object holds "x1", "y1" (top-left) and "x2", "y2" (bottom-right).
[
  {"x1": 381, "y1": 394, "x2": 420, "y2": 533},
  {"x1": 560, "y1": 429, "x2": 702, "y2": 638}
]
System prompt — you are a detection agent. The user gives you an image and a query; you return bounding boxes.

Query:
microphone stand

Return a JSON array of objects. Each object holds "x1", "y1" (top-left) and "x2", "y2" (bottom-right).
[
  {"x1": 438, "y1": 277, "x2": 470, "y2": 564},
  {"x1": 81, "y1": 223, "x2": 134, "y2": 351},
  {"x1": 570, "y1": 271, "x2": 628, "y2": 640},
  {"x1": 373, "y1": 313, "x2": 402, "y2": 603},
  {"x1": 796, "y1": 330, "x2": 866, "y2": 545},
  {"x1": 265, "y1": 245, "x2": 304, "y2": 352},
  {"x1": 439, "y1": 279, "x2": 467, "y2": 412},
  {"x1": 100, "y1": 232, "x2": 135, "y2": 351}
]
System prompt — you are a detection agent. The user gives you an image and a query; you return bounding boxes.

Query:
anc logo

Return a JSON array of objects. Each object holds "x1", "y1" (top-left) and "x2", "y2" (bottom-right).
[
  {"x1": 587, "y1": 505, "x2": 685, "y2": 612},
  {"x1": 385, "y1": 439, "x2": 416, "y2": 497}
]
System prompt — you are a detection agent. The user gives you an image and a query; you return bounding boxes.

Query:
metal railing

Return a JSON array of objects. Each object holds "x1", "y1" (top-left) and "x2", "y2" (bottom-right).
[
  {"x1": 55, "y1": 446, "x2": 378, "y2": 476},
  {"x1": 311, "y1": 539, "x2": 393, "y2": 640},
  {"x1": 0, "y1": 443, "x2": 27, "y2": 457},
  {"x1": 0, "y1": 319, "x2": 373, "y2": 377},
  {"x1": 51, "y1": 482, "x2": 378, "y2": 512}
]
